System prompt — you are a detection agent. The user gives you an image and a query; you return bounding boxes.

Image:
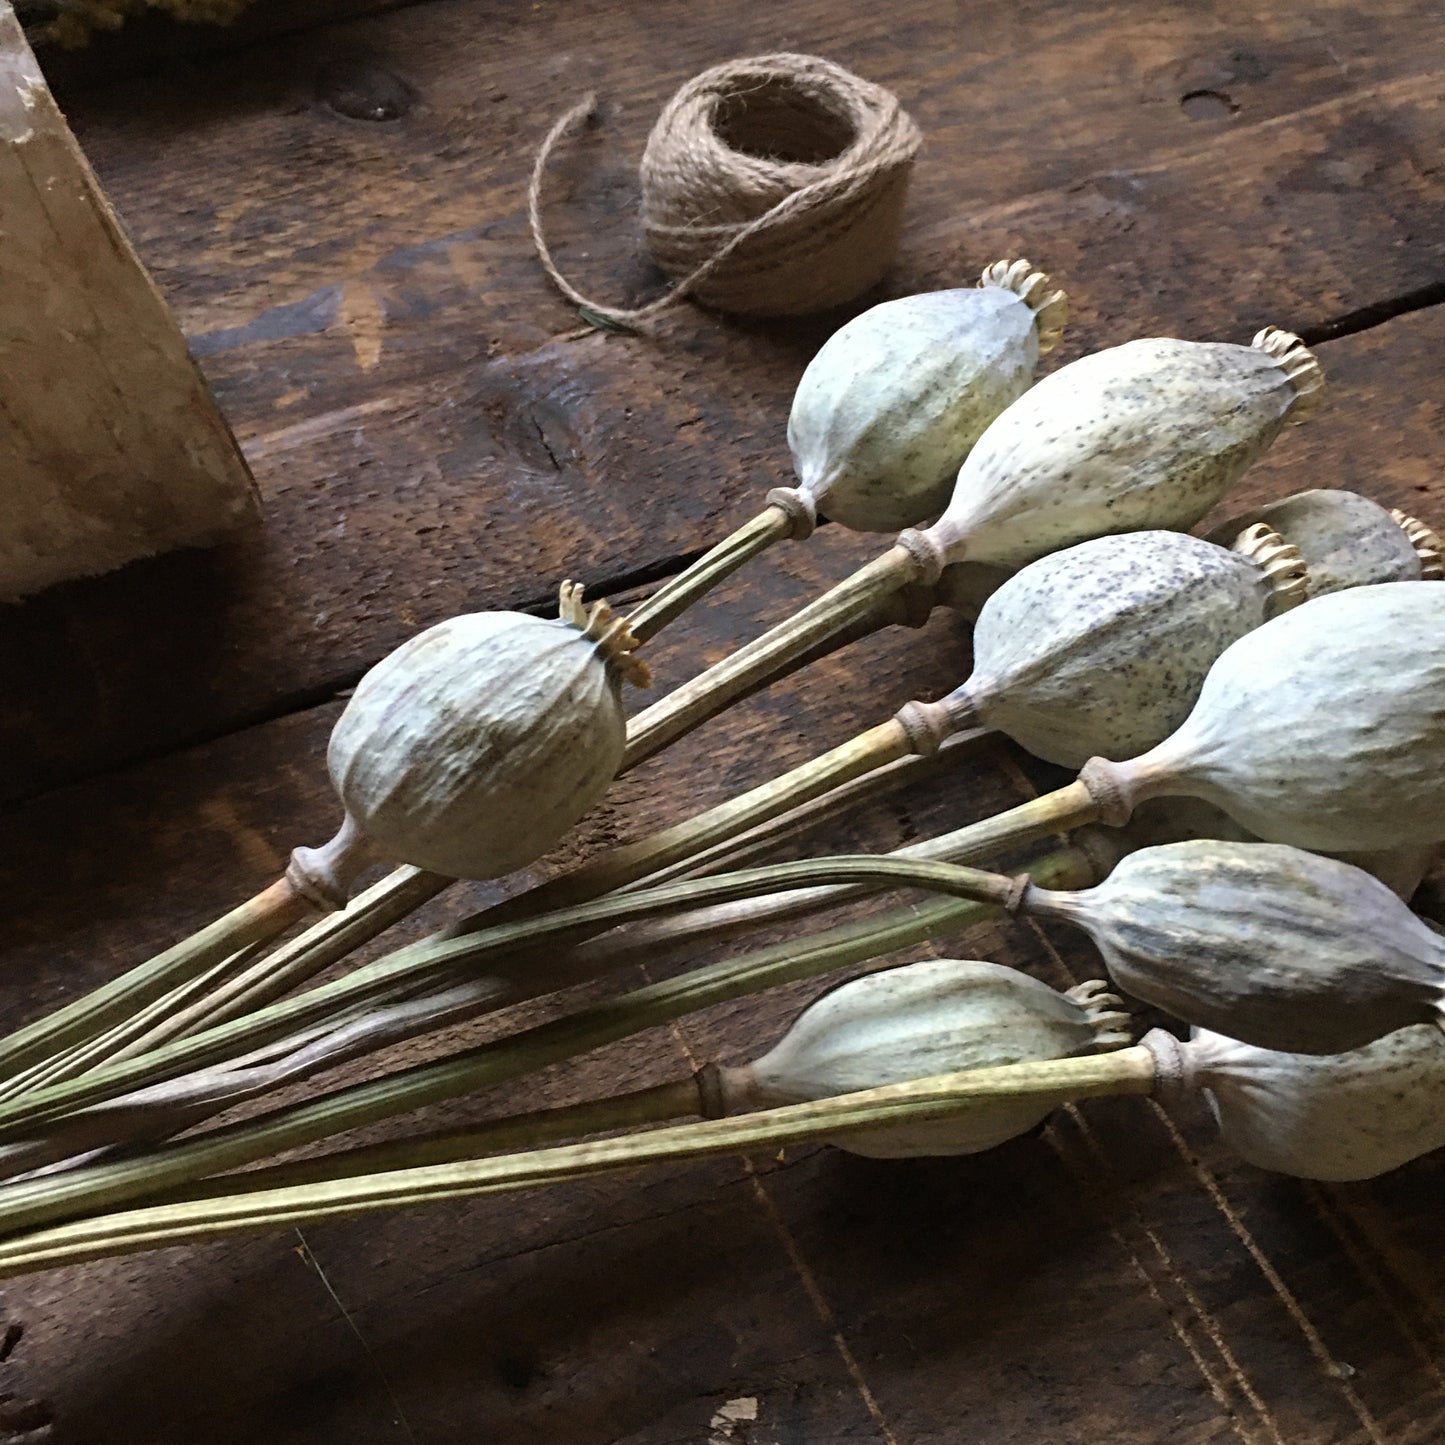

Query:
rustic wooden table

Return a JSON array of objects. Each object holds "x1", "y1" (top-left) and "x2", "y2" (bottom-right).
[{"x1": 1, "y1": 1, "x2": 1443, "y2": 1440}]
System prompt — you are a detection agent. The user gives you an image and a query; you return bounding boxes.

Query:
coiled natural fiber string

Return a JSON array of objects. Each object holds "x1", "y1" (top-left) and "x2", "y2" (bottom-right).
[{"x1": 529, "y1": 53, "x2": 922, "y2": 331}]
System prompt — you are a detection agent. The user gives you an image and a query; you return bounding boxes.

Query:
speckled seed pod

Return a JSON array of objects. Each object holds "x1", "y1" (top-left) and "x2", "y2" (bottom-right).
[
  {"x1": 717, "y1": 960, "x2": 1131, "y2": 1157},
  {"x1": 319, "y1": 582, "x2": 649, "y2": 882},
  {"x1": 1104, "y1": 582, "x2": 1445, "y2": 852},
  {"x1": 934, "y1": 327, "x2": 1323, "y2": 568},
  {"x1": 1152, "y1": 1025, "x2": 1445, "y2": 1181},
  {"x1": 1205, "y1": 488, "x2": 1425, "y2": 595},
  {"x1": 947, "y1": 531, "x2": 1281, "y2": 767},
  {"x1": 1031, "y1": 841, "x2": 1445, "y2": 1054},
  {"x1": 784, "y1": 260, "x2": 1067, "y2": 533}
]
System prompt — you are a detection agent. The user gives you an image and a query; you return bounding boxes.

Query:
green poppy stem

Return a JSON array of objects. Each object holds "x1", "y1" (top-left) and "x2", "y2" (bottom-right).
[
  {"x1": 0, "y1": 850, "x2": 1088, "y2": 1235},
  {"x1": 560, "y1": 777, "x2": 1104, "y2": 974},
  {"x1": 159, "y1": 1074, "x2": 710, "y2": 1203},
  {"x1": 0, "y1": 1047, "x2": 1157, "y2": 1278},
  {"x1": 626, "y1": 504, "x2": 798, "y2": 644},
  {"x1": 621, "y1": 542, "x2": 928, "y2": 772},
  {"x1": 0, "y1": 879, "x2": 313, "y2": 1084}
]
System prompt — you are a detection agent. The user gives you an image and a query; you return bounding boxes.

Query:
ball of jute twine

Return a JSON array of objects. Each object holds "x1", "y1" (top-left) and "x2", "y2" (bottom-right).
[{"x1": 529, "y1": 53, "x2": 923, "y2": 331}]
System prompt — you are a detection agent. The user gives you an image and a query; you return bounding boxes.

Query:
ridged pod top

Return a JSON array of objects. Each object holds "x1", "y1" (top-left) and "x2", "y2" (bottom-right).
[
  {"x1": 934, "y1": 328, "x2": 1323, "y2": 568},
  {"x1": 784, "y1": 259, "x2": 1067, "y2": 533},
  {"x1": 1391, "y1": 508, "x2": 1445, "y2": 579},
  {"x1": 720, "y1": 959, "x2": 1128, "y2": 1157}
]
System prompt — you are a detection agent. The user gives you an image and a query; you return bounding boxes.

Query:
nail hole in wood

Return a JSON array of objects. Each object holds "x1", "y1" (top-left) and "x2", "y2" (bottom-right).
[
  {"x1": 1180, "y1": 89, "x2": 1237, "y2": 120},
  {"x1": 496, "y1": 1355, "x2": 536, "y2": 1391},
  {"x1": 318, "y1": 61, "x2": 416, "y2": 123}
]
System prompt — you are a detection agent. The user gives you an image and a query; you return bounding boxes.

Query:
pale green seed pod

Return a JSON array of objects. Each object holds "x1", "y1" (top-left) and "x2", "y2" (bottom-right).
[
  {"x1": 718, "y1": 960, "x2": 1130, "y2": 1157},
  {"x1": 312, "y1": 583, "x2": 648, "y2": 884},
  {"x1": 935, "y1": 327, "x2": 1322, "y2": 568},
  {"x1": 1032, "y1": 840, "x2": 1445, "y2": 1054},
  {"x1": 785, "y1": 260, "x2": 1067, "y2": 533},
  {"x1": 948, "y1": 531, "x2": 1280, "y2": 767},
  {"x1": 1099, "y1": 582, "x2": 1445, "y2": 852},
  {"x1": 1204, "y1": 488, "x2": 1424, "y2": 595},
  {"x1": 1149, "y1": 1025, "x2": 1445, "y2": 1181}
]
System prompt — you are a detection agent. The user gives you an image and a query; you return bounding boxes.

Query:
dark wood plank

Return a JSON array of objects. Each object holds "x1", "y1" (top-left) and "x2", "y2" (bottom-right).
[
  {"x1": 0, "y1": 531, "x2": 1011, "y2": 1445},
  {"x1": 3, "y1": 3, "x2": 1445, "y2": 1441},
  {"x1": 3, "y1": 435, "x2": 1445, "y2": 1442},
  {"x1": 4, "y1": 0, "x2": 1445, "y2": 798}
]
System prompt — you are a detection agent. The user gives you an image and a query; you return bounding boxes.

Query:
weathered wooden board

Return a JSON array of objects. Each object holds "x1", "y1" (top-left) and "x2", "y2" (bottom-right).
[
  {"x1": 2, "y1": 517, "x2": 1445, "y2": 1442},
  {"x1": 0, "y1": 537, "x2": 1007, "y2": 1443},
  {"x1": 1, "y1": 0, "x2": 1444, "y2": 1441},
  {"x1": 2, "y1": 0, "x2": 1444, "y2": 798}
]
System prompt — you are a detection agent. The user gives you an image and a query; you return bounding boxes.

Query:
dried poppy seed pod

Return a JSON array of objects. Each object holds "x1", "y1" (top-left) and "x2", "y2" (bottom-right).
[
  {"x1": 621, "y1": 331, "x2": 1325, "y2": 766},
  {"x1": 1228, "y1": 523, "x2": 1309, "y2": 614},
  {"x1": 944, "y1": 530, "x2": 1297, "y2": 768},
  {"x1": 1079, "y1": 582, "x2": 1445, "y2": 852},
  {"x1": 1113, "y1": 799, "x2": 1435, "y2": 901},
  {"x1": 783, "y1": 260, "x2": 1067, "y2": 533},
  {"x1": 927, "y1": 327, "x2": 1322, "y2": 570},
  {"x1": 1030, "y1": 841, "x2": 1445, "y2": 1054},
  {"x1": 1148, "y1": 1025, "x2": 1445, "y2": 1181},
  {"x1": 1205, "y1": 488, "x2": 1425, "y2": 594},
  {"x1": 716, "y1": 960, "x2": 1131, "y2": 1157},
  {"x1": 292, "y1": 582, "x2": 649, "y2": 894}
]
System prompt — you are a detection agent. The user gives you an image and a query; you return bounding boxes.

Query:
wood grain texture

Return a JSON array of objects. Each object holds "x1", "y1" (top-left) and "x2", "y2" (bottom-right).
[
  {"x1": 1, "y1": 0, "x2": 1444, "y2": 1440},
  {"x1": 0, "y1": 4, "x2": 257, "y2": 603},
  {"x1": 3, "y1": 526, "x2": 1445, "y2": 1444},
  {"x1": 2, "y1": 0, "x2": 1444, "y2": 796}
]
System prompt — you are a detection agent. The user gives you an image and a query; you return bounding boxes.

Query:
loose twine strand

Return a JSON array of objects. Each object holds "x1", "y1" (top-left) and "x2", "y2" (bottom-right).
[{"x1": 528, "y1": 53, "x2": 923, "y2": 332}]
